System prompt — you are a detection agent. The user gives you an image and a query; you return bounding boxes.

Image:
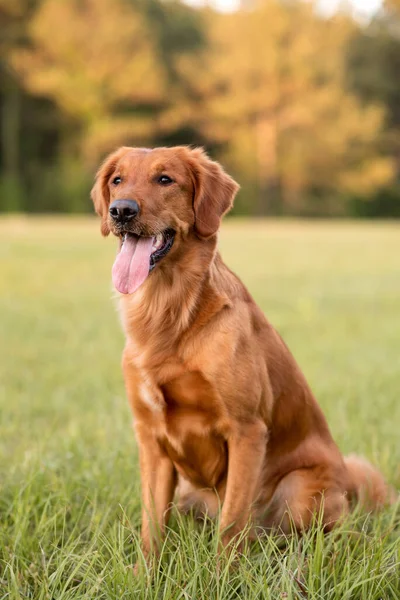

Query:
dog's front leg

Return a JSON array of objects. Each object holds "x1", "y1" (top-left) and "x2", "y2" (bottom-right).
[
  {"x1": 135, "y1": 423, "x2": 177, "y2": 563},
  {"x1": 219, "y1": 420, "x2": 267, "y2": 549},
  {"x1": 122, "y1": 351, "x2": 176, "y2": 568}
]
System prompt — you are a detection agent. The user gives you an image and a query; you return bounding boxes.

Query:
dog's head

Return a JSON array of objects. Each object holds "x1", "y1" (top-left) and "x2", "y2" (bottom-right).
[{"x1": 91, "y1": 146, "x2": 239, "y2": 294}]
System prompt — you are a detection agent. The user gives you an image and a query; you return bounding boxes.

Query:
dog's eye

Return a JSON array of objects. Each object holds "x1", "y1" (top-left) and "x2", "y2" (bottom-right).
[
  {"x1": 112, "y1": 176, "x2": 122, "y2": 185},
  {"x1": 157, "y1": 175, "x2": 173, "y2": 185}
]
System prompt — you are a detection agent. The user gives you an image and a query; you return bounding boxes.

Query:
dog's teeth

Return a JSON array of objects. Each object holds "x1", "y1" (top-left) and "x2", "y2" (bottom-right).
[{"x1": 152, "y1": 233, "x2": 163, "y2": 251}]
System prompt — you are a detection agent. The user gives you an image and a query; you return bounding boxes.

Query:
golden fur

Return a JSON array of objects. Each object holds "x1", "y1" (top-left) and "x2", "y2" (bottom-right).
[{"x1": 91, "y1": 146, "x2": 395, "y2": 563}]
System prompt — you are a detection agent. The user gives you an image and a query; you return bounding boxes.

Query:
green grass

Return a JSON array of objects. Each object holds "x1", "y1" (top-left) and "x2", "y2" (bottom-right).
[{"x1": 0, "y1": 216, "x2": 399, "y2": 599}]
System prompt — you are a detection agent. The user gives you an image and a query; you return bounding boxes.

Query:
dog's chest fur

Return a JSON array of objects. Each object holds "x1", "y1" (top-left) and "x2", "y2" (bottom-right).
[
  {"x1": 121, "y1": 269, "x2": 235, "y2": 490},
  {"x1": 151, "y1": 370, "x2": 228, "y2": 489}
]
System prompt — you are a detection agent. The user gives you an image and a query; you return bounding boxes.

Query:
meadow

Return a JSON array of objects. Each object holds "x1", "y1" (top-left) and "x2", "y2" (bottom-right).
[{"x1": 0, "y1": 217, "x2": 399, "y2": 599}]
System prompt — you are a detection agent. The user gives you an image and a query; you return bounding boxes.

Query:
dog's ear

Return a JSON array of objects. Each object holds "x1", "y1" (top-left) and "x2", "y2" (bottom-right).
[
  {"x1": 188, "y1": 148, "x2": 239, "y2": 239},
  {"x1": 90, "y1": 147, "x2": 130, "y2": 236}
]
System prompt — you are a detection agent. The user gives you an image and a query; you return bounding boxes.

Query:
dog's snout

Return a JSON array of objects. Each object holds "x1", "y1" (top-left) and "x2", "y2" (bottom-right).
[{"x1": 109, "y1": 199, "x2": 140, "y2": 223}]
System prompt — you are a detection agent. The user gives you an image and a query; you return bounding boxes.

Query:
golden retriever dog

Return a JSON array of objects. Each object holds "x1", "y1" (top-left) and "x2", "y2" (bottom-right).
[{"x1": 91, "y1": 146, "x2": 395, "y2": 564}]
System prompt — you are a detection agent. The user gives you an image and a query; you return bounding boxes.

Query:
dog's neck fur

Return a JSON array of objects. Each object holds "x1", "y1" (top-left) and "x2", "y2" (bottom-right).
[{"x1": 119, "y1": 233, "x2": 232, "y2": 370}]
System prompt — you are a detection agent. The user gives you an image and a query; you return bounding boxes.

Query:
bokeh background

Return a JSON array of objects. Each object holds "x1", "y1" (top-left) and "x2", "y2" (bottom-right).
[
  {"x1": 2, "y1": 3, "x2": 400, "y2": 597},
  {"x1": 1, "y1": 0, "x2": 400, "y2": 218}
]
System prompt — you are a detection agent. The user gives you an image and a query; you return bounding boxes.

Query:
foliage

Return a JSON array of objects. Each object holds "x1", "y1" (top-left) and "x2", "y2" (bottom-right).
[
  {"x1": 346, "y1": 0, "x2": 400, "y2": 208},
  {"x1": 11, "y1": 0, "x2": 206, "y2": 163},
  {"x1": 1, "y1": 217, "x2": 399, "y2": 598},
  {"x1": 195, "y1": 3, "x2": 393, "y2": 214},
  {"x1": 0, "y1": 0, "x2": 400, "y2": 214}
]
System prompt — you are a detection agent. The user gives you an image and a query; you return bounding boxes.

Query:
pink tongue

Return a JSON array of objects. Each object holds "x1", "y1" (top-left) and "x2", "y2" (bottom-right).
[{"x1": 112, "y1": 235, "x2": 154, "y2": 294}]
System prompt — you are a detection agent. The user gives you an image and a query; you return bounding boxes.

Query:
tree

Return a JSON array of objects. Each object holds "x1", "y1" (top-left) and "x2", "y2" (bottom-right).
[
  {"x1": 189, "y1": 1, "x2": 394, "y2": 215},
  {"x1": 0, "y1": 0, "x2": 40, "y2": 209},
  {"x1": 347, "y1": 1, "x2": 400, "y2": 168},
  {"x1": 12, "y1": 0, "x2": 205, "y2": 165}
]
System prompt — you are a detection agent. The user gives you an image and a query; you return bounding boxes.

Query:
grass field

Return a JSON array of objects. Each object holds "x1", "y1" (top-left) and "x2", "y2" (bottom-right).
[{"x1": 0, "y1": 217, "x2": 399, "y2": 599}]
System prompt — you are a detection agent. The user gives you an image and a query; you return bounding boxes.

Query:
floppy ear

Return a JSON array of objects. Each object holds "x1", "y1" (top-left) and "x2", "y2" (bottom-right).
[
  {"x1": 188, "y1": 148, "x2": 239, "y2": 239},
  {"x1": 90, "y1": 147, "x2": 130, "y2": 236}
]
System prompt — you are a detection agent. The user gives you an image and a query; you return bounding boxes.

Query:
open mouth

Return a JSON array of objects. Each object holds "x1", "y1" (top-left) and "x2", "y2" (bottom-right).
[
  {"x1": 112, "y1": 229, "x2": 175, "y2": 295},
  {"x1": 148, "y1": 229, "x2": 175, "y2": 270}
]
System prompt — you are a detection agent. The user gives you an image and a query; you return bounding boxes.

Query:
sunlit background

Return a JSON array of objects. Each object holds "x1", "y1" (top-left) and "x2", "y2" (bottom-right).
[{"x1": 1, "y1": 0, "x2": 399, "y2": 216}]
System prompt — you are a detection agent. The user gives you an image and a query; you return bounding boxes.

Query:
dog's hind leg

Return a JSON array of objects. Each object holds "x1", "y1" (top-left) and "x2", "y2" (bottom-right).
[{"x1": 260, "y1": 468, "x2": 349, "y2": 534}]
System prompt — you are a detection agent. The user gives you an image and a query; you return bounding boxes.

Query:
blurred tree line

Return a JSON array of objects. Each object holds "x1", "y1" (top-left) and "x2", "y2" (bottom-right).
[{"x1": 0, "y1": 0, "x2": 399, "y2": 216}]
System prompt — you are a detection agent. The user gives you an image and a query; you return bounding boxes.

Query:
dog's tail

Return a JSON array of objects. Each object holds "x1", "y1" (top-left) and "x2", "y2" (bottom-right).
[{"x1": 344, "y1": 454, "x2": 397, "y2": 511}]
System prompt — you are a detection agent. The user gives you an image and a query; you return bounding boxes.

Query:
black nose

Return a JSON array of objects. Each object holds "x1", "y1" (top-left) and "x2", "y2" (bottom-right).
[{"x1": 109, "y1": 199, "x2": 140, "y2": 223}]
